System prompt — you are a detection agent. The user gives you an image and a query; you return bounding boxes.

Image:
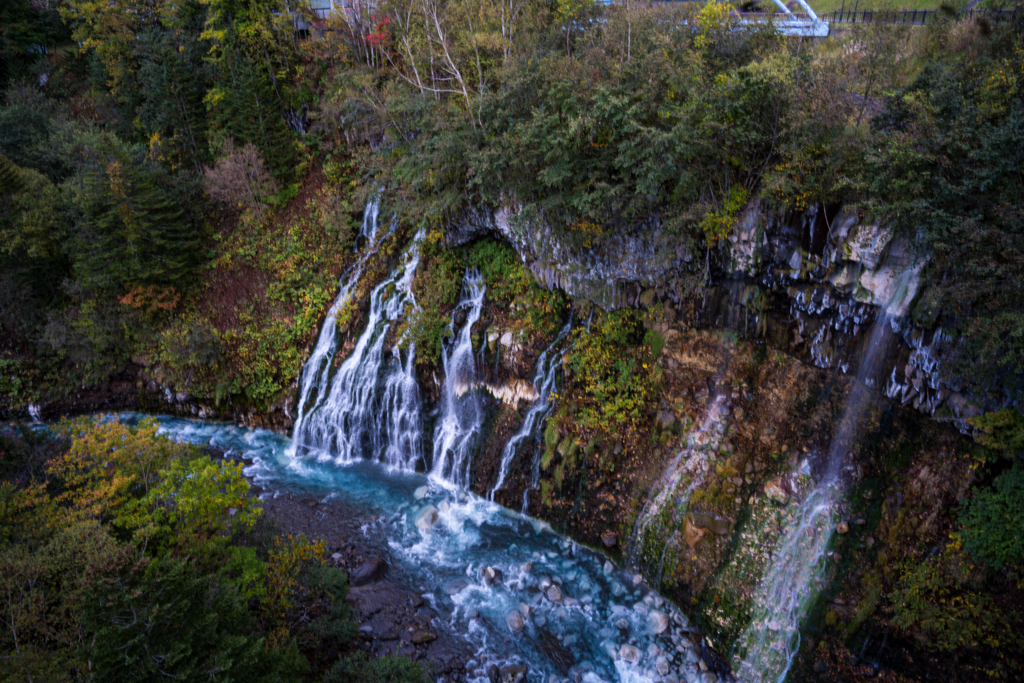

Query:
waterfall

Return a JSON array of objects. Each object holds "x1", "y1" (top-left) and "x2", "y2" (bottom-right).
[
  {"x1": 428, "y1": 269, "x2": 486, "y2": 489},
  {"x1": 379, "y1": 343, "x2": 424, "y2": 470},
  {"x1": 289, "y1": 222, "x2": 424, "y2": 470},
  {"x1": 291, "y1": 200, "x2": 386, "y2": 435},
  {"x1": 735, "y1": 271, "x2": 911, "y2": 683},
  {"x1": 489, "y1": 320, "x2": 572, "y2": 502},
  {"x1": 626, "y1": 393, "x2": 730, "y2": 578}
]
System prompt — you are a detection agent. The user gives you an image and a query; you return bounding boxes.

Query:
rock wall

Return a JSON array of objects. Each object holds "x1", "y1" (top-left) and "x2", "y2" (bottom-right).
[{"x1": 447, "y1": 201, "x2": 1001, "y2": 429}]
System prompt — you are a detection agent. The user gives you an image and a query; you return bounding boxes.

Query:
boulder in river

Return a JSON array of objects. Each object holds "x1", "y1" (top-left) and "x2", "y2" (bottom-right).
[
  {"x1": 619, "y1": 644, "x2": 641, "y2": 663},
  {"x1": 507, "y1": 610, "x2": 525, "y2": 631},
  {"x1": 482, "y1": 566, "x2": 504, "y2": 585},
  {"x1": 350, "y1": 556, "x2": 387, "y2": 587},
  {"x1": 499, "y1": 665, "x2": 528, "y2": 683},
  {"x1": 656, "y1": 655, "x2": 670, "y2": 676},
  {"x1": 446, "y1": 579, "x2": 468, "y2": 595},
  {"x1": 416, "y1": 505, "x2": 439, "y2": 531},
  {"x1": 546, "y1": 585, "x2": 563, "y2": 603},
  {"x1": 648, "y1": 610, "x2": 670, "y2": 634}
]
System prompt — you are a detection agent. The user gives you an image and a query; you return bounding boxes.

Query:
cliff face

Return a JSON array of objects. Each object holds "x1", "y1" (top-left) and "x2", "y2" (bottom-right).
[
  {"x1": 448, "y1": 200, "x2": 1000, "y2": 430},
  {"x1": 450, "y1": 205, "x2": 1016, "y2": 683}
]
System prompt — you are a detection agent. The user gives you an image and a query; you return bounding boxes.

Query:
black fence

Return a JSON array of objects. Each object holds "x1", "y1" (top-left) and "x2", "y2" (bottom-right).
[{"x1": 823, "y1": 7, "x2": 1020, "y2": 25}]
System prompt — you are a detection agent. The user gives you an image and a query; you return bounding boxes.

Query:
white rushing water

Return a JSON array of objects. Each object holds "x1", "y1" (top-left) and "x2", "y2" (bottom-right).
[
  {"x1": 429, "y1": 269, "x2": 486, "y2": 489},
  {"x1": 735, "y1": 271, "x2": 913, "y2": 683},
  {"x1": 291, "y1": 199, "x2": 386, "y2": 435},
  {"x1": 114, "y1": 410, "x2": 710, "y2": 683},
  {"x1": 626, "y1": 393, "x2": 730, "y2": 580},
  {"x1": 290, "y1": 228, "x2": 424, "y2": 470},
  {"x1": 490, "y1": 321, "x2": 572, "y2": 503}
]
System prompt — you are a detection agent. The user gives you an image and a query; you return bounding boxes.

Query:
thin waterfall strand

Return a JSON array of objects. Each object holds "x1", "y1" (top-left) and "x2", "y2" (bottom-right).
[
  {"x1": 429, "y1": 269, "x2": 486, "y2": 489},
  {"x1": 489, "y1": 320, "x2": 572, "y2": 501},
  {"x1": 291, "y1": 200, "x2": 385, "y2": 434},
  {"x1": 626, "y1": 393, "x2": 729, "y2": 575},
  {"x1": 736, "y1": 269, "x2": 915, "y2": 683}
]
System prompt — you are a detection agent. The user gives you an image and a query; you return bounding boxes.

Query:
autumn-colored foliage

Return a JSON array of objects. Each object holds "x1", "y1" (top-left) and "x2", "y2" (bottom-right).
[
  {"x1": 0, "y1": 416, "x2": 369, "y2": 681},
  {"x1": 204, "y1": 139, "x2": 280, "y2": 223}
]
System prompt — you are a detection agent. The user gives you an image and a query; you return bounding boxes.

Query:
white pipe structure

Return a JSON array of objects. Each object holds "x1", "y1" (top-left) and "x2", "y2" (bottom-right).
[{"x1": 755, "y1": 0, "x2": 830, "y2": 36}]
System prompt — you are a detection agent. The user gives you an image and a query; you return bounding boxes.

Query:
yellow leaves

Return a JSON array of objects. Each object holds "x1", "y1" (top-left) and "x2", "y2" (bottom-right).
[
  {"x1": 694, "y1": 0, "x2": 735, "y2": 52},
  {"x1": 46, "y1": 416, "x2": 199, "y2": 530},
  {"x1": 261, "y1": 534, "x2": 326, "y2": 630},
  {"x1": 700, "y1": 185, "x2": 748, "y2": 247}
]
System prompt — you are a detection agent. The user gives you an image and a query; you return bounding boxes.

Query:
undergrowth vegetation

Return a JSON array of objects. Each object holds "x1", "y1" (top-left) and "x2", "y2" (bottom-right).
[{"x1": 0, "y1": 417, "x2": 426, "y2": 682}]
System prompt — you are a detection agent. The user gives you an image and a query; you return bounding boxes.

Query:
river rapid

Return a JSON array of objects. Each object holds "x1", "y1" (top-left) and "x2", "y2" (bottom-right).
[{"x1": 113, "y1": 412, "x2": 719, "y2": 683}]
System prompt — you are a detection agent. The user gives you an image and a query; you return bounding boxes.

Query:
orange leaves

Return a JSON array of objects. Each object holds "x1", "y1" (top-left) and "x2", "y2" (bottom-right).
[{"x1": 119, "y1": 285, "x2": 180, "y2": 313}]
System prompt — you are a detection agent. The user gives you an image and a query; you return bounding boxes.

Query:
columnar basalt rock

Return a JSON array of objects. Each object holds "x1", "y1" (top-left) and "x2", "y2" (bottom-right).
[{"x1": 444, "y1": 201, "x2": 1002, "y2": 428}]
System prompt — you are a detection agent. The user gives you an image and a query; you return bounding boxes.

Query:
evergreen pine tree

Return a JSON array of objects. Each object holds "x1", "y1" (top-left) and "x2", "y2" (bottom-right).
[{"x1": 71, "y1": 141, "x2": 202, "y2": 297}]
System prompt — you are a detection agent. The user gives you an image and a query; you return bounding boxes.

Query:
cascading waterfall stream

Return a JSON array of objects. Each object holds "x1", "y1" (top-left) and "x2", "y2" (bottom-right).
[
  {"x1": 120, "y1": 409, "x2": 709, "y2": 683},
  {"x1": 735, "y1": 269, "x2": 916, "y2": 683},
  {"x1": 429, "y1": 269, "x2": 486, "y2": 489},
  {"x1": 291, "y1": 199, "x2": 386, "y2": 432},
  {"x1": 626, "y1": 393, "x2": 730, "y2": 577},
  {"x1": 290, "y1": 228, "x2": 424, "y2": 470},
  {"x1": 489, "y1": 320, "x2": 572, "y2": 502}
]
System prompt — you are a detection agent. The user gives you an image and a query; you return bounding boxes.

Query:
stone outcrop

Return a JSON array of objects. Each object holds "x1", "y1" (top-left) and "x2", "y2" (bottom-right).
[{"x1": 445, "y1": 200, "x2": 1004, "y2": 428}]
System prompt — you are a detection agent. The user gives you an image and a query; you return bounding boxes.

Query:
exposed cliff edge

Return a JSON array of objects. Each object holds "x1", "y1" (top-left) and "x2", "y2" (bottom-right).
[{"x1": 446, "y1": 201, "x2": 1002, "y2": 430}]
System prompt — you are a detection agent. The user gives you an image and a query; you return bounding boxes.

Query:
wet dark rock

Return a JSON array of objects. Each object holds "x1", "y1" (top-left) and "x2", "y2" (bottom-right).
[
  {"x1": 346, "y1": 581, "x2": 411, "y2": 618},
  {"x1": 498, "y1": 665, "x2": 528, "y2": 683},
  {"x1": 350, "y1": 556, "x2": 388, "y2": 586},
  {"x1": 688, "y1": 509, "x2": 734, "y2": 536},
  {"x1": 411, "y1": 629, "x2": 437, "y2": 644},
  {"x1": 601, "y1": 531, "x2": 618, "y2": 548},
  {"x1": 482, "y1": 566, "x2": 504, "y2": 585},
  {"x1": 535, "y1": 628, "x2": 576, "y2": 672}
]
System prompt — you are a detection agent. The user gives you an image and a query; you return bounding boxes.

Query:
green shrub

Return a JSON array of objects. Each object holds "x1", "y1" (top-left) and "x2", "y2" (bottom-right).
[
  {"x1": 86, "y1": 556, "x2": 303, "y2": 683},
  {"x1": 958, "y1": 462, "x2": 1024, "y2": 571},
  {"x1": 890, "y1": 552, "x2": 1015, "y2": 652},
  {"x1": 323, "y1": 652, "x2": 429, "y2": 683},
  {"x1": 566, "y1": 310, "x2": 658, "y2": 443},
  {"x1": 968, "y1": 410, "x2": 1024, "y2": 461},
  {"x1": 398, "y1": 242, "x2": 464, "y2": 365}
]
